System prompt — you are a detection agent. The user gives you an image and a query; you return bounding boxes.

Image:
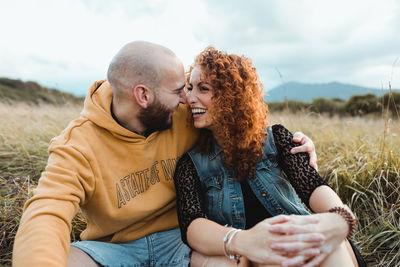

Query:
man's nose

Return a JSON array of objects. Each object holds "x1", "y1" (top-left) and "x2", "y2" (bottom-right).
[{"x1": 179, "y1": 90, "x2": 187, "y2": 104}]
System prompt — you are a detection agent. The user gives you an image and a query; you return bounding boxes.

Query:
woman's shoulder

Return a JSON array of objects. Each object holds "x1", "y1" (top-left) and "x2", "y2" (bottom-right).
[
  {"x1": 271, "y1": 124, "x2": 293, "y2": 139},
  {"x1": 271, "y1": 124, "x2": 292, "y2": 135},
  {"x1": 177, "y1": 152, "x2": 192, "y2": 165},
  {"x1": 175, "y1": 153, "x2": 198, "y2": 180},
  {"x1": 270, "y1": 124, "x2": 295, "y2": 150}
]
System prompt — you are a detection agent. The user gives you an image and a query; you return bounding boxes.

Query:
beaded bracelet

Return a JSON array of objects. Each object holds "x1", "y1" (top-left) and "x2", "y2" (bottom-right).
[{"x1": 328, "y1": 205, "x2": 357, "y2": 239}]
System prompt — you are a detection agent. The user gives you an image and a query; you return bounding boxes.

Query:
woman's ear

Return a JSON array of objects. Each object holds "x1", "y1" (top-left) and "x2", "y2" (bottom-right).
[{"x1": 133, "y1": 84, "x2": 153, "y2": 108}]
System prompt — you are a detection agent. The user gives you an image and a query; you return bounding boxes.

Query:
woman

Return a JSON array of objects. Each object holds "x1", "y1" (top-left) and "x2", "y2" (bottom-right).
[{"x1": 173, "y1": 47, "x2": 365, "y2": 266}]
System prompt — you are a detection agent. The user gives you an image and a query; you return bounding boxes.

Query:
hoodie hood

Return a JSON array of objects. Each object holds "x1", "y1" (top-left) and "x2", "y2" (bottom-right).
[{"x1": 81, "y1": 80, "x2": 147, "y2": 141}]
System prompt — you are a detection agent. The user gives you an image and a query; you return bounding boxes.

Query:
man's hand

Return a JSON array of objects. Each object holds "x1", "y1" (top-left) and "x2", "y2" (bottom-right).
[{"x1": 291, "y1": 132, "x2": 318, "y2": 171}]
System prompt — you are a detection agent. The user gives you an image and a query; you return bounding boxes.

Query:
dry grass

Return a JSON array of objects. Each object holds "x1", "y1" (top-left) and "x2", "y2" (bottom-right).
[
  {"x1": 0, "y1": 102, "x2": 83, "y2": 265},
  {"x1": 1, "y1": 102, "x2": 399, "y2": 266},
  {"x1": 270, "y1": 112, "x2": 400, "y2": 266}
]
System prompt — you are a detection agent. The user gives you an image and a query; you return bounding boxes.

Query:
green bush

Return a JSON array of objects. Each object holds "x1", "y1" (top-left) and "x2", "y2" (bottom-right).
[
  {"x1": 0, "y1": 77, "x2": 83, "y2": 105},
  {"x1": 381, "y1": 92, "x2": 400, "y2": 118},
  {"x1": 311, "y1": 98, "x2": 346, "y2": 116},
  {"x1": 268, "y1": 92, "x2": 399, "y2": 119},
  {"x1": 345, "y1": 94, "x2": 381, "y2": 116},
  {"x1": 267, "y1": 100, "x2": 311, "y2": 113}
]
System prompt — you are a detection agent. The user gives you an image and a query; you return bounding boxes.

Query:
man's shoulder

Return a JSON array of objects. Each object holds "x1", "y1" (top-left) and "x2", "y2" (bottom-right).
[
  {"x1": 50, "y1": 116, "x2": 98, "y2": 147},
  {"x1": 171, "y1": 105, "x2": 192, "y2": 130},
  {"x1": 173, "y1": 104, "x2": 189, "y2": 120}
]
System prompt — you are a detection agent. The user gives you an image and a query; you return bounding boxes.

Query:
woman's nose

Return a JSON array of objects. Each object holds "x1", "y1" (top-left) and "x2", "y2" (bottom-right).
[{"x1": 186, "y1": 91, "x2": 197, "y2": 104}]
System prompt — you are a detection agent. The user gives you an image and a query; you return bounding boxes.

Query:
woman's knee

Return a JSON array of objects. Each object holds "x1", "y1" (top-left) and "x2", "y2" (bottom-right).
[{"x1": 320, "y1": 241, "x2": 357, "y2": 267}]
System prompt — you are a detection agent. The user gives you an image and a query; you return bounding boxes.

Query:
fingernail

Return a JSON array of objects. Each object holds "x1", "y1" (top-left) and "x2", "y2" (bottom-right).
[
  {"x1": 290, "y1": 148, "x2": 295, "y2": 154},
  {"x1": 270, "y1": 243, "x2": 278, "y2": 249},
  {"x1": 268, "y1": 225, "x2": 279, "y2": 232},
  {"x1": 317, "y1": 234, "x2": 325, "y2": 241},
  {"x1": 309, "y1": 248, "x2": 320, "y2": 255}
]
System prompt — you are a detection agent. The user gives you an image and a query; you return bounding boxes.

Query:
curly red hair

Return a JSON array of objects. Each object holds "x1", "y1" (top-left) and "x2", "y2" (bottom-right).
[{"x1": 189, "y1": 47, "x2": 269, "y2": 180}]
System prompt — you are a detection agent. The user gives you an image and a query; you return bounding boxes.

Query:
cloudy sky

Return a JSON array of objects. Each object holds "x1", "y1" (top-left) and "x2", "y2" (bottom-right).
[{"x1": 1, "y1": 0, "x2": 399, "y2": 96}]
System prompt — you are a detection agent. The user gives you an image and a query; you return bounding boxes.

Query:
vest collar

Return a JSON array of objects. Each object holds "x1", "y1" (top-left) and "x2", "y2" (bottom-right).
[{"x1": 209, "y1": 137, "x2": 223, "y2": 160}]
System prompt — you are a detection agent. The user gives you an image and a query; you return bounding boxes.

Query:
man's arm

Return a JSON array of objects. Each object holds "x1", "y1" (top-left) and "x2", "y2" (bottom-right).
[{"x1": 13, "y1": 143, "x2": 94, "y2": 267}]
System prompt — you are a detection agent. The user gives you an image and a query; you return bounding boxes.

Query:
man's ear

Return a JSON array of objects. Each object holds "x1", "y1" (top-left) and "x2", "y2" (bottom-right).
[{"x1": 133, "y1": 84, "x2": 153, "y2": 108}]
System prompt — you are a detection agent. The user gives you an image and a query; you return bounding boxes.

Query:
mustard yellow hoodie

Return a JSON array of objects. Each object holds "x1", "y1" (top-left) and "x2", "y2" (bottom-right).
[{"x1": 13, "y1": 80, "x2": 198, "y2": 266}]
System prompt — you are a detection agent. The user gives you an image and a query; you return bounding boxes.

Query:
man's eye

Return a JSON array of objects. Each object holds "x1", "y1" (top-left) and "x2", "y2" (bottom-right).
[{"x1": 187, "y1": 86, "x2": 193, "y2": 91}]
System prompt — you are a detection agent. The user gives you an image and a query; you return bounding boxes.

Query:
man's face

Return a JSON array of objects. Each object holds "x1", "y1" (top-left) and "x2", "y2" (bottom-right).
[
  {"x1": 138, "y1": 62, "x2": 186, "y2": 131},
  {"x1": 138, "y1": 94, "x2": 175, "y2": 131}
]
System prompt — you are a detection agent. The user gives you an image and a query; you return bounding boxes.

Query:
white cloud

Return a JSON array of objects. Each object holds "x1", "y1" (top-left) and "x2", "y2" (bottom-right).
[{"x1": 0, "y1": 0, "x2": 399, "y2": 95}]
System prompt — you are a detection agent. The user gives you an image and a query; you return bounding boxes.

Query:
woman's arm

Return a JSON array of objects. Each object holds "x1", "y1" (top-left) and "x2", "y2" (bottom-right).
[
  {"x1": 272, "y1": 124, "x2": 329, "y2": 209},
  {"x1": 309, "y1": 185, "x2": 343, "y2": 212},
  {"x1": 270, "y1": 125, "x2": 356, "y2": 266},
  {"x1": 187, "y1": 218, "x2": 237, "y2": 255},
  {"x1": 173, "y1": 153, "x2": 207, "y2": 245},
  {"x1": 188, "y1": 215, "x2": 324, "y2": 266},
  {"x1": 271, "y1": 124, "x2": 352, "y2": 218},
  {"x1": 291, "y1": 131, "x2": 318, "y2": 171},
  {"x1": 173, "y1": 154, "x2": 322, "y2": 266}
]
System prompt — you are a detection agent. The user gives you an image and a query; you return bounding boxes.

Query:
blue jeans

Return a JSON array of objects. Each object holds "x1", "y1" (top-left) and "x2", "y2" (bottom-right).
[{"x1": 71, "y1": 228, "x2": 190, "y2": 267}]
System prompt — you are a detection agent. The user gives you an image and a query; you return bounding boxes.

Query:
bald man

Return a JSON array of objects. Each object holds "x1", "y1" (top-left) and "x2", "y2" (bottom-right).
[{"x1": 13, "y1": 41, "x2": 317, "y2": 267}]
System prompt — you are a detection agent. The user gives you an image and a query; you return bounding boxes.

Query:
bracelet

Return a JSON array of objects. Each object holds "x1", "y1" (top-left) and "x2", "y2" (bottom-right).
[
  {"x1": 226, "y1": 229, "x2": 242, "y2": 264},
  {"x1": 328, "y1": 205, "x2": 357, "y2": 239},
  {"x1": 222, "y1": 228, "x2": 242, "y2": 264},
  {"x1": 222, "y1": 228, "x2": 236, "y2": 257}
]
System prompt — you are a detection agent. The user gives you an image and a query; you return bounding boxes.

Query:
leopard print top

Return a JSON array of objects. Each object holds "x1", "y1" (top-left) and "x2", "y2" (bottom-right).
[{"x1": 173, "y1": 124, "x2": 328, "y2": 245}]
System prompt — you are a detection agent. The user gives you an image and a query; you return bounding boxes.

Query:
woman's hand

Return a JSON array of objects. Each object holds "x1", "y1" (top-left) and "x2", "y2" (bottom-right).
[
  {"x1": 268, "y1": 213, "x2": 349, "y2": 266},
  {"x1": 230, "y1": 215, "x2": 323, "y2": 266}
]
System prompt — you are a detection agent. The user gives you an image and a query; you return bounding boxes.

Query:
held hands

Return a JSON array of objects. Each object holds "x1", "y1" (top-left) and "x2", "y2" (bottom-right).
[
  {"x1": 291, "y1": 132, "x2": 318, "y2": 171},
  {"x1": 268, "y1": 213, "x2": 349, "y2": 267},
  {"x1": 229, "y1": 215, "x2": 324, "y2": 266}
]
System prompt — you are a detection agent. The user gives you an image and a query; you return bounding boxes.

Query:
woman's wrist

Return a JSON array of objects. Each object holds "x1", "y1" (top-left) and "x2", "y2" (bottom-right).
[
  {"x1": 328, "y1": 205, "x2": 357, "y2": 239},
  {"x1": 221, "y1": 227, "x2": 244, "y2": 263},
  {"x1": 228, "y1": 229, "x2": 246, "y2": 256},
  {"x1": 326, "y1": 212, "x2": 349, "y2": 237}
]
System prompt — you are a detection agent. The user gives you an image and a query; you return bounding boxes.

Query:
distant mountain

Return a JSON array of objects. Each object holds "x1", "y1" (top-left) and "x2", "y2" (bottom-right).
[
  {"x1": 265, "y1": 81, "x2": 399, "y2": 102},
  {"x1": 0, "y1": 77, "x2": 84, "y2": 105}
]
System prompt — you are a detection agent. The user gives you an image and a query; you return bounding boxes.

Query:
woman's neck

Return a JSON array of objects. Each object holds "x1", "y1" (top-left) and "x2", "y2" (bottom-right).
[{"x1": 211, "y1": 129, "x2": 225, "y2": 148}]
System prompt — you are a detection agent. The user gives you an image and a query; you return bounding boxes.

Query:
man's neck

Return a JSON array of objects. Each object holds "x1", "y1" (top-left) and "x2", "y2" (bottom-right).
[{"x1": 111, "y1": 101, "x2": 148, "y2": 135}]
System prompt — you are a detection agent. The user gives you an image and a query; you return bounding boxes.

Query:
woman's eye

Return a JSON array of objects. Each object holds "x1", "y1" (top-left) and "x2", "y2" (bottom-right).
[
  {"x1": 201, "y1": 86, "x2": 209, "y2": 91},
  {"x1": 187, "y1": 86, "x2": 193, "y2": 91}
]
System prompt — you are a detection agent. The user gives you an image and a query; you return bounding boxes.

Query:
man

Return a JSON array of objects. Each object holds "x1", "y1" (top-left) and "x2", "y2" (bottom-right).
[{"x1": 13, "y1": 41, "x2": 317, "y2": 266}]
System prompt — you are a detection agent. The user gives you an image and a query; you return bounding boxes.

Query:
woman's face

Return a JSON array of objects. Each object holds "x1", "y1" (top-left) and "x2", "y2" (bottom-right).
[{"x1": 187, "y1": 67, "x2": 214, "y2": 130}]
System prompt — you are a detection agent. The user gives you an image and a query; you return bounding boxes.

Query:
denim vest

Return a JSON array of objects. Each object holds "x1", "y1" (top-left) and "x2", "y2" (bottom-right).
[{"x1": 187, "y1": 126, "x2": 309, "y2": 229}]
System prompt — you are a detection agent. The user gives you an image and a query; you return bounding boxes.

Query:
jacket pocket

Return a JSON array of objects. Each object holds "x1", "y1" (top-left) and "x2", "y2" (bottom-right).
[
  {"x1": 270, "y1": 172, "x2": 308, "y2": 215},
  {"x1": 201, "y1": 174, "x2": 224, "y2": 223},
  {"x1": 256, "y1": 164, "x2": 308, "y2": 215}
]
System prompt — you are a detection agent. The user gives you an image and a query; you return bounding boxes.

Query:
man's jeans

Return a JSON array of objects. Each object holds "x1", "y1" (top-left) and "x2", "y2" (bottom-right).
[{"x1": 71, "y1": 228, "x2": 190, "y2": 267}]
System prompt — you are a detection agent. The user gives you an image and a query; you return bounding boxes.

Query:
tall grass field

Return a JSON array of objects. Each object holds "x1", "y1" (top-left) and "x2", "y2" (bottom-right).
[{"x1": 1, "y1": 102, "x2": 399, "y2": 266}]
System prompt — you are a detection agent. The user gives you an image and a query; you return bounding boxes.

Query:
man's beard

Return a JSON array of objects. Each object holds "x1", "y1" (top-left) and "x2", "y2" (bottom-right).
[{"x1": 138, "y1": 98, "x2": 174, "y2": 132}]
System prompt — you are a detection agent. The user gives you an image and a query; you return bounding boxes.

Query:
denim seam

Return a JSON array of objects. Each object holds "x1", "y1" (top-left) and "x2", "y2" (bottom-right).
[{"x1": 146, "y1": 234, "x2": 155, "y2": 266}]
